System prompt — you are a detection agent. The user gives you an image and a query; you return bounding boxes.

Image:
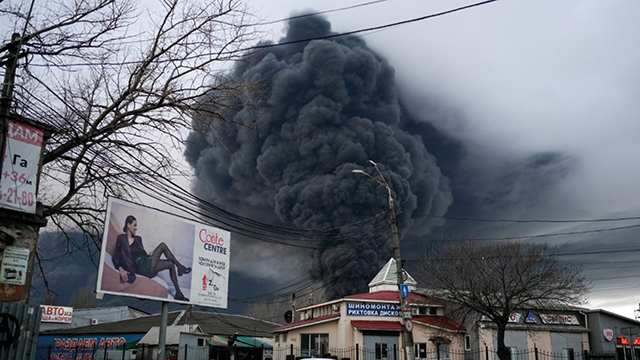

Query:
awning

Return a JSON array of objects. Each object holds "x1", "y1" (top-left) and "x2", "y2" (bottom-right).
[
  {"x1": 211, "y1": 335, "x2": 273, "y2": 348},
  {"x1": 351, "y1": 320, "x2": 402, "y2": 331}
]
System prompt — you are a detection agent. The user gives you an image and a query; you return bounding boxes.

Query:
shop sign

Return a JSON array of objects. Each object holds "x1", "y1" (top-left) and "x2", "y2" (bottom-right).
[
  {"x1": 36, "y1": 334, "x2": 143, "y2": 360},
  {"x1": 41, "y1": 305, "x2": 73, "y2": 323},
  {"x1": 347, "y1": 302, "x2": 401, "y2": 317},
  {"x1": 481, "y1": 313, "x2": 522, "y2": 323},
  {"x1": 525, "y1": 311, "x2": 537, "y2": 324},
  {"x1": 539, "y1": 314, "x2": 580, "y2": 325},
  {"x1": 603, "y1": 329, "x2": 614, "y2": 342},
  {"x1": 508, "y1": 312, "x2": 522, "y2": 323}
]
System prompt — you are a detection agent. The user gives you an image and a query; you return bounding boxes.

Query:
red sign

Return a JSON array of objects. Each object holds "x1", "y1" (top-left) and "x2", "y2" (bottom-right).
[{"x1": 617, "y1": 336, "x2": 629, "y2": 345}]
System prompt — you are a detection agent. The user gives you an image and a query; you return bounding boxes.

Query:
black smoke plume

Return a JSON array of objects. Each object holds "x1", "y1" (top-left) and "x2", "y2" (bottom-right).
[
  {"x1": 184, "y1": 14, "x2": 574, "y2": 299},
  {"x1": 185, "y1": 15, "x2": 453, "y2": 298}
]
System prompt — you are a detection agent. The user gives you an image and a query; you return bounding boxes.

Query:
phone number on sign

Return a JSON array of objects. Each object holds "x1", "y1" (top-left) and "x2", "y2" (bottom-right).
[{"x1": 0, "y1": 186, "x2": 35, "y2": 207}]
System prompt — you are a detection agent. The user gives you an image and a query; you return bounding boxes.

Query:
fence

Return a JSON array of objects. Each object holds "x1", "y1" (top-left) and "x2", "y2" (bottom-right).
[
  {"x1": 272, "y1": 345, "x2": 618, "y2": 360},
  {"x1": 35, "y1": 343, "x2": 267, "y2": 360}
]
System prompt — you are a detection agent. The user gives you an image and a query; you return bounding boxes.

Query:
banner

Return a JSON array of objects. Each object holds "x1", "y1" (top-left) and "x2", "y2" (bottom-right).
[
  {"x1": 40, "y1": 305, "x2": 73, "y2": 323},
  {"x1": 36, "y1": 334, "x2": 143, "y2": 360},
  {"x1": 96, "y1": 198, "x2": 230, "y2": 308}
]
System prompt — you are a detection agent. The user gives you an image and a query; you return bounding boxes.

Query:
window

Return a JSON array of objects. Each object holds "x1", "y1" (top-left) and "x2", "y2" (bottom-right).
[
  {"x1": 438, "y1": 344, "x2": 450, "y2": 360},
  {"x1": 275, "y1": 334, "x2": 280, "y2": 343},
  {"x1": 282, "y1": 332, "x2": 287, "y2": 343},
  {"x1": 301, "y1": 334, "x2": 329, "y2": 357},
  {"x1": 562, "y1": 348, "x2": 575, "y2": 360},
  {"x1": 509, "y1": 347, "x2": 519, "y2": 360},
  {"x1": 415, "y1": 343, "x2": 427, "y2": 359},
  {"x1": 376, "y1": 343, "x2": 389, "y2": 360},
  {"x1": 464, "y1": 335, "x2": 471, "y2": 351},
  {"x1": 197, "y1": 338, "x2": 205, "y2": 347}
]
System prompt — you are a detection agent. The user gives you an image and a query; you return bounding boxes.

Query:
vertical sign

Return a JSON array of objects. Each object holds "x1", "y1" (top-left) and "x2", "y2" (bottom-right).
[
  {"x1": 0, "y1": 120, "x2": 43, "y2": 213},
  {"x1": 191, "y1": 224, "x2": 231, "y2": 308}
]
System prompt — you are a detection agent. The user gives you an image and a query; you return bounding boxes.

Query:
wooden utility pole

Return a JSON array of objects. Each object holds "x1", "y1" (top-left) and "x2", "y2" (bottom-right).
[{"x1": 0, "y1": 32, "x2": 48, "y2": 303}]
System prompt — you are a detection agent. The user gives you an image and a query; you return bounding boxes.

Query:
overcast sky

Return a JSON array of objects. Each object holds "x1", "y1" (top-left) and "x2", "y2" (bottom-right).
[
  {"x1": 221, "y1": 0, "x2": 640, "y2": 318},
  {"x1": 23, "y1": 0, "x2": 639, "y2": 319}
]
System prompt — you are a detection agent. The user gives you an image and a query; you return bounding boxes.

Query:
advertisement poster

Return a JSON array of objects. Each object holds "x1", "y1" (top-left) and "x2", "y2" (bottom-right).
[
  {"x1": 0, "y1": 246, "x2": 29, "y2": 285},
  {"x1": 96, "y1": 197, "x2": 230, "y2": 308},
  {"x1": 0, "y1": 119, "x2": 44, "y2": 214}
]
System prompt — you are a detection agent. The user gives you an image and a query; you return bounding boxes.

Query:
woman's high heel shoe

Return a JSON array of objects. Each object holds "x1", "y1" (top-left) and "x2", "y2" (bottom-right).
[
  {"x1": 178, "y1": 265, "x2": 192, "y2": 276},
  {"x1": 175, "y1": 292, "x2": 189, "y2": 302}
]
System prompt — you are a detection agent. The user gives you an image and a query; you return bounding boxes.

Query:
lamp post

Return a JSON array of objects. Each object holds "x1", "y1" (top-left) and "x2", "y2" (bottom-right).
[{"x1": 352, "y1": 160, "x2": 415, "y2": 360}]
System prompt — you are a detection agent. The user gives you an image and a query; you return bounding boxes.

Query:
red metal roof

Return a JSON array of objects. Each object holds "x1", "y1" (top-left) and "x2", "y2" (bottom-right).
[
  {"x1": 345, "y1": 291, "x2": 439, "y2": 305},
  {"x1": 412, "y1": 315, "x2": 466, "y2": 332},
  {"x1": 351, "y1": 320, "x2": 403, "y2": 331},
  {"x1": 273, "y1": 314, "x2": 340, "y2": 332}
]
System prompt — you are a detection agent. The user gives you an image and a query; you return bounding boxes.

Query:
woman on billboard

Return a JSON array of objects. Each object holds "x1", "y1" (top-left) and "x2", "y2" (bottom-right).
[{"x1": 113, "y1": 215, "x2": 192, "y2": 301}]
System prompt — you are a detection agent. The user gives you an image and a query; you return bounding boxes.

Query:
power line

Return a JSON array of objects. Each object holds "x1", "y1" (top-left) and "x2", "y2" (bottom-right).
[
  {"x1": 248, "y1": 0, "x2": 392, "y2": 27},
  {"x1": 418, "y1": 213, "x2": 640, "y2": 224},
  {"x1": 19, "y1": 0, "x2": 500, "y2": 68}
]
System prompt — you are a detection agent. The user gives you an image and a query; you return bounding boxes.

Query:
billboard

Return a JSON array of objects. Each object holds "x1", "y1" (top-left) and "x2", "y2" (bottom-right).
[{"x1": 96, "y1": 197, "x2": 230, "y2": 308}]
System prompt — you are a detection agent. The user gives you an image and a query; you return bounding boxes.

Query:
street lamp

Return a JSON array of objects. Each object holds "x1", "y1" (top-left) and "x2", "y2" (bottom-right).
[{"x1": 352, "y1": 161, "x2": 415, "y2": 360}]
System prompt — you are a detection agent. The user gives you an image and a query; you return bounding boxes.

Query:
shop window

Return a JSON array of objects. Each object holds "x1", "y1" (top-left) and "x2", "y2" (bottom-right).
[
  {"x1": 301, "y1": 333, "x2": 329, "y2": 357},
  {"x1": 415, "y1": 343, "x2": 427, "y2": 359}
]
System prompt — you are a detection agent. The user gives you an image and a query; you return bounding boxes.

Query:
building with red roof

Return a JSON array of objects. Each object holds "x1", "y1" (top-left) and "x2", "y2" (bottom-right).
[{"x1": 272, "y1": 258, "x2": 466, "y2": 360}]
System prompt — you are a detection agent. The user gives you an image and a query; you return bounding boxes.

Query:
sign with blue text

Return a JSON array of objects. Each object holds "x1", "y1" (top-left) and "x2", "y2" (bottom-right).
[{"x1": 347, "y1": 302, "x2": 401, "y2": 317}]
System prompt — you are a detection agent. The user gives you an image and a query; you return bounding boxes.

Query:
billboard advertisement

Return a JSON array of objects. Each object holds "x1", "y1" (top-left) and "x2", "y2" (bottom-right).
[{"x1": 96, "y1": 197, "x2": 230, "y2": 308}]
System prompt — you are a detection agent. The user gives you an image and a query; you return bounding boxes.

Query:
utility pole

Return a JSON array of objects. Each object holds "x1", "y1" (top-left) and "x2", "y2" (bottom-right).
[
  {"x1": 0, "y1": 32, "x2": 48, "y2": 303},
  {"x1": 1, "y1": 33, "x2": 21, "y2": 161},
  {"x1": 353, "y1": 161, "x2": 415, "y2": 360}
]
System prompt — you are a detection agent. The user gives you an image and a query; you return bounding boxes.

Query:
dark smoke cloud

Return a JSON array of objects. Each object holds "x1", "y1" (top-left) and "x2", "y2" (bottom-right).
[{"x1": 185, "y1": 15, "x2": 454, "y2": 298}]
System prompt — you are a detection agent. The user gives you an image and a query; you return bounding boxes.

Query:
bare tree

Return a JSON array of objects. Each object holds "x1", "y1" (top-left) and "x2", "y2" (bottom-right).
[
  {"x1": 68, "y1": 287, "x2": 97, "y2": 308},
  {"x1": 0, "y1": 0, "x2": 258, "y2": 259},
  {"x1": 416, "y1": 241, "x2": 591, "y2": 360}
]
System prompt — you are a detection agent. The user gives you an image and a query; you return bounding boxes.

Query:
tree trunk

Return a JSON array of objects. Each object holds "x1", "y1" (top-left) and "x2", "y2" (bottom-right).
[{"x1": 496, "y1": 323, "x2": 511, "y2": 360}]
